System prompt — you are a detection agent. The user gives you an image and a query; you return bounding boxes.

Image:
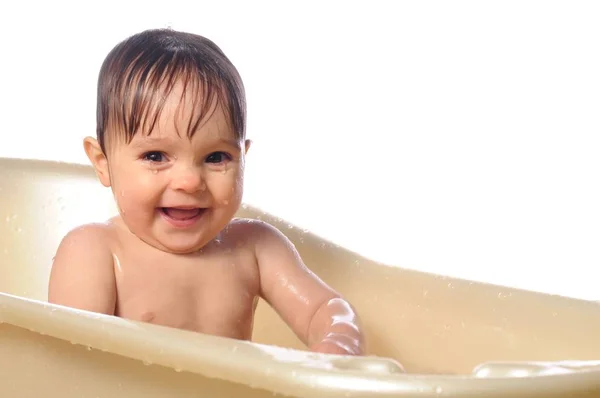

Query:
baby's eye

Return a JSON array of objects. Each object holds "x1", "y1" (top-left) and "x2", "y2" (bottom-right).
[
  {"x1": 205, "y1": 151, "x2": 231, "y2": 164},
  {"x1": 142, "y1": 151, "x2": 166, "y2": 162}
]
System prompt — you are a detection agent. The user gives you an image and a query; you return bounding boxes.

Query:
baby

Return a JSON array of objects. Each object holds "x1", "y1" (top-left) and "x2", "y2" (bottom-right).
[{"x1": 48, "y1": 28, "x2": 365, "y2": 356}]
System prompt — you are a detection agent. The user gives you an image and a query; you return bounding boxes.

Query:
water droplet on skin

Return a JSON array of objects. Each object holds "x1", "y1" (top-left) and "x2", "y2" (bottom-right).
[
  {"x1": 152, "y1": 169, "x2": 158, "y2": 174},
  {"x1": 174, "y1": 368, "x2": 182, "y2": 373},
  {"x1": 5, "y1": 215, "x2": 9, "y2": 222},
  {"x1": 2, "y1": 249, "x2": 7, "y2": 254},
  {"x1": 86, "y1": 346, "x2": 92, "y2": 351},
  {"x1": 435, "y1": 386, "x2": 443, "y2": 394},
  {"x1": 423, "y1": 290, "x2": 429, "y2": 297},
  {"x1": 447, "y1": 283, "x2": 454, "y2": 289},
  {"x1": 552, "y1": 312, "x2": 558, "y2": 317},
  {"x1": 223, "y1": 200, "x2": 229, "y2": 205},
  {"x1": 15, "y1": 227, "x2": 22, "y2": 233},
  {"x1": 142, "y1": 360, "x2": 152, "y2": 366}
]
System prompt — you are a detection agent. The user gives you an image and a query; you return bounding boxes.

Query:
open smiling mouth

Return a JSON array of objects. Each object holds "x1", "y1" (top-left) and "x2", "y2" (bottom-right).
[{"x1": 159, "y1": 207, "x2": 206, "y2": 228}]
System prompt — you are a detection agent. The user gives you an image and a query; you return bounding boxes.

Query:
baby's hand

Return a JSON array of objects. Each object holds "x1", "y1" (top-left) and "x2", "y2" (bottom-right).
[{"x1": 310, "y1": 333, "x2": 363, "y2": 356}]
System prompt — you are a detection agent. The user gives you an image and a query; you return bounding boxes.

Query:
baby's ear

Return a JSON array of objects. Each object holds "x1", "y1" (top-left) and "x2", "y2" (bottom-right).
[
  {"x1": 83, "y1": 137, "x2": 111, "y2": 187},
  {"x1": 244, "y1": 139, "x2": 252, "y2": 154}
]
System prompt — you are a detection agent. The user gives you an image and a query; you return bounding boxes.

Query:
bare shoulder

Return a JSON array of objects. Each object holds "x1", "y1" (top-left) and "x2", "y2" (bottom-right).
[
  {"x1": 55, "y1": 221, "x2": 116, "y2": 259},
  {"x1": 224, "y1": 217, "x2": 292, "y2": 252},
  {"x1": 48, "y1": 221, "x2": 117, "y2": 314}
]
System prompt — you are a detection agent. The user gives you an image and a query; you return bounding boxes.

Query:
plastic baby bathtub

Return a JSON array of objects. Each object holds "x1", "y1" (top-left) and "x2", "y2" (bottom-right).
[{"x1": 1, "y1": 157, "x2": 600, "y2": 398}]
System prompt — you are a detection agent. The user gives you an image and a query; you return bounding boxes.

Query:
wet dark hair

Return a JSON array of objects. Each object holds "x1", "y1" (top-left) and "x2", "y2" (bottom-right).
[{"x1": 96, "y1": 28, "x2": 246, "y2": 153}]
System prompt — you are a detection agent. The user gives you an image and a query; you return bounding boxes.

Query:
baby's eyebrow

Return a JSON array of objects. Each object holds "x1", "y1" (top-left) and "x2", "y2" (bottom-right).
[
  {"x1": 130, "y1": 136, "x2": 170, "y2": 147},
  {"x1": 220, "y1": 138, "x2": 242, "y2": 150}
]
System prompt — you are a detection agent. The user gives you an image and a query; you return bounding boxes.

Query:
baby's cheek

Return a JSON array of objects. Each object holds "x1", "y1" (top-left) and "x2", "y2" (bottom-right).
[{"x1": 210, "y1": 174, "x2": 243, "y2": 205}]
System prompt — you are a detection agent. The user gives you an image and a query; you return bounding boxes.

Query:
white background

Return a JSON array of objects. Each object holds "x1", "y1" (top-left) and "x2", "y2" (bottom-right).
[{"x1": 1, "y1": 1, "x2": 598, "y2": 300}]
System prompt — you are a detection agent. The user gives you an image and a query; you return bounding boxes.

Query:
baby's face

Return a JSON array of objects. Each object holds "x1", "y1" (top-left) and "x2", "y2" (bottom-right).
[{"x1": 104, "y1": 82, "x2": 248, "y2": 254}]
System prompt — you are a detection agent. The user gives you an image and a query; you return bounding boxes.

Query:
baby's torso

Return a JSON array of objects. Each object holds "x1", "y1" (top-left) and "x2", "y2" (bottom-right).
[{"x1": 108, "y1": 220, "x2": 261, "y2": 340}]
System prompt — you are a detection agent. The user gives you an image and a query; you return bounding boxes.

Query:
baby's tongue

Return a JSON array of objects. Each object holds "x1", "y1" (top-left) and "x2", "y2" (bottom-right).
[{"x1": 164, "y1": 208, "x2": 201, "y2": 220}]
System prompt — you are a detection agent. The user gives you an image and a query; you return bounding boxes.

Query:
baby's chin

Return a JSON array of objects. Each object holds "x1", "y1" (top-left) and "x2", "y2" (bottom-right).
[
  {"x1": 117, "y1": 222, "x2": 215, "y2": 254},
  {"x1": 141, "y1": 234, "x2": 215, "y2": 254}
]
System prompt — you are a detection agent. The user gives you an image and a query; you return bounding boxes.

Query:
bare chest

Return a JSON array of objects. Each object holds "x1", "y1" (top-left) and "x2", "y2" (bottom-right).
[{"x1": 112, "y1": 249, "x2": 260, "y2": 339}]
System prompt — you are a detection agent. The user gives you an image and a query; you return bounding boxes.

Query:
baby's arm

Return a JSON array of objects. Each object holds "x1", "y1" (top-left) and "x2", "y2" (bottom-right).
[
  {"x1": 48, "y1": 224, "x2": 117, "y2": 315},
  {"x1": 250, "y1": 220, "x2": 365, "y2": 356}
]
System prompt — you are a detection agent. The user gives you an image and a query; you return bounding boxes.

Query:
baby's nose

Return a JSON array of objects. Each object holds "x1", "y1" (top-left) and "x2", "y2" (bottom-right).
[{"x1": 171, "y1": 167, "x2": 205, "y2": 193}]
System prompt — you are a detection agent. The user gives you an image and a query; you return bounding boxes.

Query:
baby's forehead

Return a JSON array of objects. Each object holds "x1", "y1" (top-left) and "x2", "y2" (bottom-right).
[{"x1": 127, "y1": 108, "x2": 238, "y2": 146}]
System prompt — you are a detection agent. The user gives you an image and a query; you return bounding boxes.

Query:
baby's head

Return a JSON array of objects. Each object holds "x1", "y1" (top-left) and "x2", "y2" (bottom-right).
[{"x1": 84, "y1": 28, "x2": 250, "y2": 254}]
